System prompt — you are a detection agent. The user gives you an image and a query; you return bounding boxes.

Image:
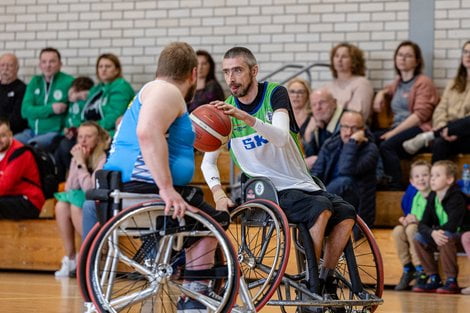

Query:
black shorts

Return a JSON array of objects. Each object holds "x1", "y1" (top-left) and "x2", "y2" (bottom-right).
[
  {"x1": 278, "y1": 189, "x2": 356, "y2": 231},
  {"x1": 123, "y1": 181, "x2": 230, "y2": 229}
]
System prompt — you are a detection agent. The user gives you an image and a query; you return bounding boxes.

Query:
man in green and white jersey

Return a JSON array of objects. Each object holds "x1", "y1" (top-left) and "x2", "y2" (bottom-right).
[{"x1": 201, "y1": 47, "x2": 356, "y2": 308}]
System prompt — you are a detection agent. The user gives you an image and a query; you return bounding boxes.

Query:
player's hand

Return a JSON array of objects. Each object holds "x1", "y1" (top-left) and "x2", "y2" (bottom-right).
[
  {"x1": 159, "y1": 187, "x2": 195, "y2": 219},
  {"x1": 431, "y1": 229, "x2": 449, "y2": 246},
  {"x1": 52, "y1": 102, "x2": 67, "y2": 114},
  {"x1": 215, "y1": 196, "x2": 234, "y2": 213},
  {"x1": 213, "y1": 101, "x2": 253, "y2": 124},
  {"x1": 398, "y1": 216, "x2": 406, "y2": 226}
]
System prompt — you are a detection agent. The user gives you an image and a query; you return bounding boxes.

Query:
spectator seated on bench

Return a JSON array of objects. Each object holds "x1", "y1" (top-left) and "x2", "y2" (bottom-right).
[
  {"x1": 0, "y1": 117, "x2": 44, "y2": 219},
  {"x1": 53, "y1": 121, "x2": 108, "y2": 277},
  {"x1": 402, "y1": 40, "x2": 470, "y2": 162}
]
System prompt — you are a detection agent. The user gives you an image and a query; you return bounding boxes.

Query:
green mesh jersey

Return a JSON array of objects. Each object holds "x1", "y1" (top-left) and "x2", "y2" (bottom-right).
[{"x1": 226, "y1": 82, "x2": 319, "y2": 192}]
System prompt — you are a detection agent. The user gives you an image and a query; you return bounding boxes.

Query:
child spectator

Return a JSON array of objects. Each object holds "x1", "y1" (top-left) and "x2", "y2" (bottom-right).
[
  {"x1": 54, "y1": 76, "x2": 94, "y2": 181},
  {"x1": 53, "y1": 121, "x2": 109, "y2": 277},
  {"x1": 392, "y1": 160, "x2": 431, "y2": 290},
  {"x1": 413, "y1": 160, "x2": 466, "y2": 294}
]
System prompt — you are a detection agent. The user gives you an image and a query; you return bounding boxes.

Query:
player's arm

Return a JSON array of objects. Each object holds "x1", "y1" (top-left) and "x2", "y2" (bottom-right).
[
  {"x1": 201, "y1": 149, "x2": 234, "y2": 212},
  {"x1": 137, "y1": 84, "x2": 192, "y2": 218}
]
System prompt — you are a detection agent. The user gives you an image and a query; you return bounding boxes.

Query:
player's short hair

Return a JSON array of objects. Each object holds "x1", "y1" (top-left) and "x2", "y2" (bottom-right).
[
  {"x1": 409, "y1": 159, "x2": 431, "y2": 178},
  {"x1": 156, "y1": 42, "x2": 197, "y2": 82},
  {"x1": 433, "y1": 160, "x2": 458, "y2": 180},
  {"x1": 223, "y1": 47, "x2": 257, "y2": 68}
]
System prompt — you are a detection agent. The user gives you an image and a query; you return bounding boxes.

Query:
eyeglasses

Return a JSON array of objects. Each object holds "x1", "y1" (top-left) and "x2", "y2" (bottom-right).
[
  {"x1": 340, "y1": 125, "x2": 362, "y2": 132},
  {"x1": 396, "y1": 53, "x2": 415, "y2": 59},
  {"x1": 288, "y1": 89, "x2": 306, "y2": 95},
  {"x1": 462, "y1": 49, "x2": 470, "y2": 56}
]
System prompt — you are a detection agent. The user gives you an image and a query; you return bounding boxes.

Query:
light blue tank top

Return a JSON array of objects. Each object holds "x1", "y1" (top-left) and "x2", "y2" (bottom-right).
[{"x1": 104, "y1": 82, "x2": 195, "y2": 186}]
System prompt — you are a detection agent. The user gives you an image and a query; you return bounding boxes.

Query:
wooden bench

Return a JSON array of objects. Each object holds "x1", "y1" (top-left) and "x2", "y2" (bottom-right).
[{"x1": 0, "y1": 152, "x2": 236, "y2": 271}]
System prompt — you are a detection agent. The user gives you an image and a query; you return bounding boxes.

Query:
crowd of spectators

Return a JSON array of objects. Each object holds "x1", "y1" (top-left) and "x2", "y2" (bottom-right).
[{"x1": 0, "y1": 40, "x2": 469, "y2": 293}]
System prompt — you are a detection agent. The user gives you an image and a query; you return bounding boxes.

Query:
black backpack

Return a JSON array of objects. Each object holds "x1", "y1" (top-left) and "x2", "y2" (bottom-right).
[{"x1": 8, "y1": 145, "x2": 59, "y2": 199}]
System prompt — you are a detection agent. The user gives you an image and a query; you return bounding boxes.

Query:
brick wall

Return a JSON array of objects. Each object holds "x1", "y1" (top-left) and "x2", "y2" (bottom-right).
[{"x1": 0, "y1": 0, "x2": 468, "y2": 93}]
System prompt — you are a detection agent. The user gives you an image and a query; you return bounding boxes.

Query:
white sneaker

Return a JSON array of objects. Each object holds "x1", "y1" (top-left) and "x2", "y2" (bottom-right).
[
  {"x1": 402, "y1": 131, "x2": 434, "y2": 155},
  {"x1": 54, "y1": 256, "x2": 76, "y2": 277}
]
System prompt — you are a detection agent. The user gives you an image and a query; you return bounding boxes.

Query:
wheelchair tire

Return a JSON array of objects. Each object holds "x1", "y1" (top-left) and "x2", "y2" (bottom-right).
[
  {"x1": 228, "y1": 199, "x2": 291, "y2": 311},
  {"x1": 77, "y1": 222, "x2": 101, "y2": 302},
  {"x1": 334, "y1": 216, "x2": 384, "y2": 313},
  {"x1": 86, "y1": 201, "x2": 239, "y2": 313}
]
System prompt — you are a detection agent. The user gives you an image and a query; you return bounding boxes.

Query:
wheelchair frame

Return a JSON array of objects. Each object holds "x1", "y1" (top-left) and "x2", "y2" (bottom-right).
[{"x1": 79, "y1": 172, "x2": 384, "y2": 313}]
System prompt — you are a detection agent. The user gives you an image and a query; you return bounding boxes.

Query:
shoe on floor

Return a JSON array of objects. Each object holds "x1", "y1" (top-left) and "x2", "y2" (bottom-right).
[
  {"x1": 322, "y1": 276, "x2": 346, "y2": 313},
  {"x1": 412, "y1": 276, "x2": 442, "y2": 293},
  {"x1": 176, "y1": 296, "x2": 206, "y2": 313},
  {"x1": 461, "y1": 286, "x2": 470, "y2": 295},
  {"x1": 436, "y1": 280, "x2": 460, "y2": 294},
  {"x1": 402, "y1": 131, "x2": 434, "y2": 155},
  {"x1": 55, "y1": 256, "x2": 76, "y2": 277},
  {"x1": 395, "y1": 270, "x2": 415, "y2": 291}
]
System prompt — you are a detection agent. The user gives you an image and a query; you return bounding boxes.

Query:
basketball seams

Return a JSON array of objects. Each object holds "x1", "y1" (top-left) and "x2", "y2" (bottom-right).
[{"x1": 190, "y1": 104, "x2": 232, "y2": 152}]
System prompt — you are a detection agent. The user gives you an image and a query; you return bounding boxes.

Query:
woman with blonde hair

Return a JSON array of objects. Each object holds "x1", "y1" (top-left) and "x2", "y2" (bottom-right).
[{"x1": 54, "y1": 121, "x2": 109, "y2": 277}]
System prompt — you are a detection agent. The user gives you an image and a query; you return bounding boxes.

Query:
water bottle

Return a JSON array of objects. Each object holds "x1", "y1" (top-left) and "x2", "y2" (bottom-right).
[{"x1": 462, "y1": 164, "x2": 470, "y2": 195}]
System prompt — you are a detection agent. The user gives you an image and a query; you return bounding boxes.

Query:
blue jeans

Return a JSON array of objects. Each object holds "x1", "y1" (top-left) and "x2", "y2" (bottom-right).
[
  {"x1": 82, "y1": 200, "x2": 98, "y2": 241},
  {"x1": 14, "y1": 128, "x2": 59, "y2": 151}
]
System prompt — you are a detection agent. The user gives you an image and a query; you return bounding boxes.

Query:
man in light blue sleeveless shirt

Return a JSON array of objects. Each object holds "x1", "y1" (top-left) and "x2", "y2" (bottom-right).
[
  {"x1": 82, "y1": 43, "x2": 229, "y2": 313},
  {"x1": 202, "y1": 47, "x2": 356, "y2": 312}
]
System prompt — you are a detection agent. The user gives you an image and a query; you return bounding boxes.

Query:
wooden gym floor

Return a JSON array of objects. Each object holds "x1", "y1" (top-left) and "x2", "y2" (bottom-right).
[{"x1": 0, "y1": 271, "x2": 469, "y2": 313}]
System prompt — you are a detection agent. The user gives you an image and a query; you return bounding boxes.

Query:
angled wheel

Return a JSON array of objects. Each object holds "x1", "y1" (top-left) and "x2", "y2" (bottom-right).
[
  {"x1": 86, "y1": 201, "x2": 239, "y2": 313},
  {"x1": 77, "y1": 222, "x2": 101, "y2": 303},
  {"x1": 334, "y1": 216, "x2": 384, "y2": 313},
  {"x1": 227, "y1": 199, "x2": 290, "y2": 311}
]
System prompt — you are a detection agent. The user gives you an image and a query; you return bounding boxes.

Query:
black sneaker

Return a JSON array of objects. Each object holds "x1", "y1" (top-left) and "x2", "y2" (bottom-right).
[
  {"x1": 411, "y1": 271, "x2": 427, "y2": 291},
  {"x1": 413, "y1": 276, "x2": 441, "y2": 293},
  {"x1": 323, "y1": 276, "x2": 346, "y2": 313},
  {"x1": 394, "y1": 270, "x2": 415, "y2": 291}
]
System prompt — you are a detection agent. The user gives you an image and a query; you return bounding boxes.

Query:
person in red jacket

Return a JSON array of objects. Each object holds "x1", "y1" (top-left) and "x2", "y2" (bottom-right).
[{"x1": 0, "y1": 117, "x2": 45, "y2": 219}]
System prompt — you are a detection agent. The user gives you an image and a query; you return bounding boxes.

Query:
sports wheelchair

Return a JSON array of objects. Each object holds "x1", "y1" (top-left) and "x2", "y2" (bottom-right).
[
  {"x1": 77, "y1": 170, "x2": 246, "y2": 313},
  {"x1": 226, "y1": 176, "x2": 384, "y2": 313},
  {"x1": 78, "y1": 170, "x2": 383, "y2": 313}
]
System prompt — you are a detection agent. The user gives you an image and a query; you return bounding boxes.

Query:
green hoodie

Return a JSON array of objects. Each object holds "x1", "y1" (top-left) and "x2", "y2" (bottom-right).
[
  {"x1": 21, "y1": 71, "x2": 74, "y2": 135},
  {"x1": 81, "y1": 77, "x2": 135, "y2": 136}
]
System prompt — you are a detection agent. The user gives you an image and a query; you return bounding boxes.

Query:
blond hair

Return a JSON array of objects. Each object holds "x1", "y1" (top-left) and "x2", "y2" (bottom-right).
[{"x1": 433, "y1": 160, "x2": 458, "y2": 180}]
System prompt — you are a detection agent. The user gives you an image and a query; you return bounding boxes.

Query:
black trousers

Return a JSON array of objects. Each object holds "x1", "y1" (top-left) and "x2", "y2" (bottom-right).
[{"x1": 0, "y1": 196, "x2": 40, "y2": 219}]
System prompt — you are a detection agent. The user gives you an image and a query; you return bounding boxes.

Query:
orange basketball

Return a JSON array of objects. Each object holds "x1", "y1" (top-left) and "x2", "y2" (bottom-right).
[{"x1": 190, "y1": 104, "x2": 232, "y2": 152}]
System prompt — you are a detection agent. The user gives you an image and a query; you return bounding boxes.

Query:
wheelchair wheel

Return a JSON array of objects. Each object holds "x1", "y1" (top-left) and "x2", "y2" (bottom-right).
[
  {"x1": 86, "y1": 201, "x2": 239, "y2": 313},
  {"x1": 228, "y1": 199, "x2": 290, "y2": 311},
  {"x1": 334, "y1": 216, "x2": 384, "y2": 313},
  {"x1": 77, "y1": 222, "x2": 101, "y2": 303}
]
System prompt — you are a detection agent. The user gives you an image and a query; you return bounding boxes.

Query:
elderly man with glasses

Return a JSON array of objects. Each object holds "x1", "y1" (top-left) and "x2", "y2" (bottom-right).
[{"x1": 311, "y1": 110, "x2": 379, "y2": 227}]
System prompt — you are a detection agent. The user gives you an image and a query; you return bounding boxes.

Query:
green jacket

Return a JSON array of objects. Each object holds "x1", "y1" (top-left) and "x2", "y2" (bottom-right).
[
  {"x1": 81, "y1": 77, "x2": 134, "y2": 136},
  {"x1": 21, "y1": 71, "x2": 74, "y2": 135},
  {"x1": 64, "y1": 99, "x2": 87, "y2": 129}
]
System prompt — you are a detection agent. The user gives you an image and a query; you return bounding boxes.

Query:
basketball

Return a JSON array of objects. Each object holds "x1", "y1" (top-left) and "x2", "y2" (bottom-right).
[{"x1": 190, "y1": 104, "x2": 232, "y2": 152}]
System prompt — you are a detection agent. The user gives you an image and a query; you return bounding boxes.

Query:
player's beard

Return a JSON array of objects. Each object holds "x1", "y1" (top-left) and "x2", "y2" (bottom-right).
[
  {"x1": 231, "y1": 74, "x2": 253, "y2": 98},
  {"x1": 185, "y1": 81, "x2": 197, "y2": 103}
]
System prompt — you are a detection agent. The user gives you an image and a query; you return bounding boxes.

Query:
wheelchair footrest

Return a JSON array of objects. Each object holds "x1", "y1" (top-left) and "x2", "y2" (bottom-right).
[{"x1": 266, "y1": 297, "x2": 383, "y2": 307}]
